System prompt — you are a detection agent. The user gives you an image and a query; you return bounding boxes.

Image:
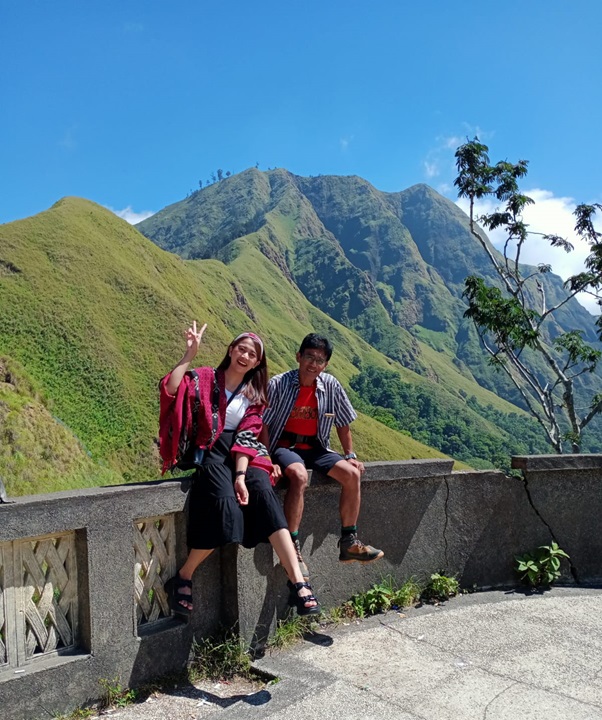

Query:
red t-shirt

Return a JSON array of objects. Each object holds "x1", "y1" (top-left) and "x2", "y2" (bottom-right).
[{"x1": 282, "y1": 385, "x2": 318, "y2": 448}]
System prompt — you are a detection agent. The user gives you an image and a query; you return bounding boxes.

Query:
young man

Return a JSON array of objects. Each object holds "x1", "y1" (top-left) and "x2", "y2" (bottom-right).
[{"x1": 262, "y1": 333, "x2": 384, "y2": 578}]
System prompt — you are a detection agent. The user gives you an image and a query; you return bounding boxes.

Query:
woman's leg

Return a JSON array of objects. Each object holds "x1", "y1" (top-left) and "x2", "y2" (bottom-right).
[
  {"x1": 173, "y1": 548, "x2": 214, "y2": 611},
  {"x1": 268, "y1": 529, "x2": 317, "y2": 608}
]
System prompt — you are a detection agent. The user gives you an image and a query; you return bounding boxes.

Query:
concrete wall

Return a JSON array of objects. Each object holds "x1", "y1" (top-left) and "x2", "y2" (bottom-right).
[{"x1": 1, "y1": 456, "x2": 601, "y2": 719}]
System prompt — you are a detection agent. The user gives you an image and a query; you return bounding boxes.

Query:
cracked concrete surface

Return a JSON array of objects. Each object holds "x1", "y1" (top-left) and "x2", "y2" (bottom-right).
[
  {"x1": 520, "y1": 472, "x2": 581, "y2": 583},
  {"x1": 101, "y1": 588, "x2": 602, "y2": 720},
  {"x1": 442, "y1": 476, "x2": 450, "y2": 569}
]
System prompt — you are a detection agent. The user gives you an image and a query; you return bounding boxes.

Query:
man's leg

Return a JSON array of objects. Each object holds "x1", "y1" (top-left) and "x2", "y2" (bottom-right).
[
  {"x1": 327, "y1": 459, "x2": 361, "y2": 527},
  {"x1": 283, "y1": 461, "x2": 309, "y2": 533},
  {"x1": 324, "y1": 457, "x2": 384, "y2": 564}
]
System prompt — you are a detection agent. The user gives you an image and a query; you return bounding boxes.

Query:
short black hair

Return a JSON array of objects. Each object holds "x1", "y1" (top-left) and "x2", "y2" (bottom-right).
[{"x1": 299, "y1": 333, "x2": 333, "y2": 361}]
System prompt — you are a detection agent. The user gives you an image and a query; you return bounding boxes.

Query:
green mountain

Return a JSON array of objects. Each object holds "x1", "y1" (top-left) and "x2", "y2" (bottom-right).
[
  {"x1": 138, "y1": 169, "x2": 601, "y2": 409},
  {"x1": 3, "y1": 167, "x2": 598, "y2": 495},
  {"x1": 0, "y1": 197, "x2": 470, "y2": 496}
]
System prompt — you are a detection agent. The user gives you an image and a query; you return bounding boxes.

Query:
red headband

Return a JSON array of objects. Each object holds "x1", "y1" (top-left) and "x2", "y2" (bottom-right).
[{"x1": 233, "y1": 332, "x2": 264, "y2": 358}]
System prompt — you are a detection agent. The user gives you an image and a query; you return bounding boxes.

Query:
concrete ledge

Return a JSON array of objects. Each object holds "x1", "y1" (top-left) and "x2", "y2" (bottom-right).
[
  {"x1": 1, "y1": 455, "x2": 601, "y2": 719},
  {"x1": 307, "y1": 459, "x2": 454, "y2": 486},
  {"x1": 512, "y1": 454, "x2": 602, "y2": 471}
]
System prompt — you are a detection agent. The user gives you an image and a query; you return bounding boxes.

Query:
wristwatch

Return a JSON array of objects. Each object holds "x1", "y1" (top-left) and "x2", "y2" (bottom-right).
[
  {"x1": 344, "y1": 452, "x2": 357, "y2": 460},
  {"x1": 235, "y1": 470, "x2": 247, "y2": 477}
]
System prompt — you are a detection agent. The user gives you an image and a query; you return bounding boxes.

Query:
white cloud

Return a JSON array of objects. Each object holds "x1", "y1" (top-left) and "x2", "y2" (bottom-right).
[
  {"x1": 443, "y1": 135, "x2": 462, "y2": 150},
  {"x1": 456, "y1": 190, "x2": 599, "y2": 315},
  {"x1": 424, "y1": 161, "x2": 439, "y2": 178},
  {"x1": 423, "y1": 127, "x2": 493, "y2": 185},
  {"x1": 108, "y1": 206, "x2": 155, "y2": 224},
  {"x1": 340, "y1": 135, "x2": 353, "y2": 152}
]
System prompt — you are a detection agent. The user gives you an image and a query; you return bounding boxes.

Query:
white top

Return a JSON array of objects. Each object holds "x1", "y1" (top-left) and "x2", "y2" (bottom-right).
[{"x1": 224, "y1": 391, "x2": 250, "y2": 430}]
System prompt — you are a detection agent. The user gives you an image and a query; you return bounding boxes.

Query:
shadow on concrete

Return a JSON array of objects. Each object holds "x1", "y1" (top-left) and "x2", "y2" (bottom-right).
[
  {"x1": 121, "y1": 675, "x2": 272, "y2": 712},
  {"x1": 303, "y1": 631, "x2": 334, "y2": 647}
]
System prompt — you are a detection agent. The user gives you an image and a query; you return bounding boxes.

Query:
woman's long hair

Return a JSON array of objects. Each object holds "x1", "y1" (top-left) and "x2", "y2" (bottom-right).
[{"x1": 216, "y1": 334, "x2": 268, "y2": 406}]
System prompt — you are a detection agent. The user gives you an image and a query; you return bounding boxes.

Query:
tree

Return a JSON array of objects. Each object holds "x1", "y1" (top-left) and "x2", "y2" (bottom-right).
[
  {"x1": 225, "y1": 170, "x2": 231, "y2": 178},
  {"x1": 217, "y1": 168, "x2": 223, "y2": 182},
  {"x1": 455, "y1": 138, "x2": 602, "y2": 453}
]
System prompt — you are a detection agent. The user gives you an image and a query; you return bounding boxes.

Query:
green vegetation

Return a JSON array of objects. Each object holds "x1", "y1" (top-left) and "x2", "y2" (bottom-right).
[
  {"x1": 98, "y1": 677, "x2": 137, "y2": 709},
  {"x1": 52, "y1": 708, "x2": 95, "y2": 720},
  {"x1": 515, "y1": 542, "x2": 570, "y2": 588},
  {"x1": 0, "y1": 197, "x2": 465, "y2": 494},
  {"x1": 344, "y1": 576, "x2": 422, "y2": 618},
  {"x1": 350, "y1": 364, "x2": 550, "y2": 471},
  {"x1": 52, "y1": 630, "x2": 258, "y2": 719},
  {"x1": 336, "y1": 573, "x2": 460, "y2": 621},
  {"x1": 456, "y1": 138, "x2": 602, "y2": 452},
  {"x1": 421, "y1": 573, "x2": 460, "y2": 603},
  {"x1": 268, "y1": 615, "x2": 319, "y2": 650},
  {"x1": 189, "y1": 630, "x2": 252, "y2": 681},
  {"x1": 0, "y1": 357, "x2": 121, "y2": 496},
  {"x1": 4, "y1": 163, "x2": 600, "y2": 494}
]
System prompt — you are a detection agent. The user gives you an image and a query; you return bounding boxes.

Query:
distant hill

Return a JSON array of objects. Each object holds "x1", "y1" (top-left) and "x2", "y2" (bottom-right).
[
  {"x1": 0, "y1": 197, "x2": 472, "y2": 495},
  {"x1": 2, "y1": 167, "x2": 599, "y2": 495},
  {"x1": 138, "y1": 169, "x2": 602, "y2": 412}
]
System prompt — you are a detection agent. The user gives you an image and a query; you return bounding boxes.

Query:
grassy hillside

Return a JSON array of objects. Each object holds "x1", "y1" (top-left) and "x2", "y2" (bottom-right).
[
  {"x1": 139, "y1": 169, "x2": 423, "y2": 368},
  {"x1": 0, "y1": 198, "x2": 467, "y2": 495},
  {"x1": 139, "y1": 170, "x2": 602, "y2": 428},
  {"x1": 0, "y1": 357, "x2": 121, "y2": 496}
]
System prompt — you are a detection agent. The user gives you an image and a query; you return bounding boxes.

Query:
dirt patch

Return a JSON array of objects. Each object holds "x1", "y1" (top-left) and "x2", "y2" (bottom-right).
[{"x1": 87, "y1": 674, "x2": 271, "y2": 720}]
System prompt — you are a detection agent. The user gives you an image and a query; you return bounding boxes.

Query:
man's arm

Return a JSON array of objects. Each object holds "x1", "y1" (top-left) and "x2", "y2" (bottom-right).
[{"x1": 336, "y1": 424, "x2": 364, "y2": 473}]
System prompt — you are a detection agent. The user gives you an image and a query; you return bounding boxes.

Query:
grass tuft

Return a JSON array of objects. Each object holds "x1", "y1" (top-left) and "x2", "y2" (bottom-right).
[
  {"x1": 189, "y1": 629, "x2": 252, "y2": 681},
  {"x1": 268, "y1": 612, "x2": 319, "y2": 650}
]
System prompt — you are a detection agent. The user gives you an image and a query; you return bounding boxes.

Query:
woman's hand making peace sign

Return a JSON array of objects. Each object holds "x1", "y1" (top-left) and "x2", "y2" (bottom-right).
[
  {"x1": 165, "y1": 320, "x2": 208, "y2": 396},
  {"x1": 184, "y1": 320, "x2": 207, "y2": 360}
]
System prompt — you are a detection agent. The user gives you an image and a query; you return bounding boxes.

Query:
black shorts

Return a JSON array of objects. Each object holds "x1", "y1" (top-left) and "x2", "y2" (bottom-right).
[{"x1": 272, "y1": 444, "x2": 343, "y2": 475}]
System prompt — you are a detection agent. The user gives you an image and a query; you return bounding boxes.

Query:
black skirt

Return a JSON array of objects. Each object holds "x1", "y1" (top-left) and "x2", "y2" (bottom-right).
[{"x1": 187, "y1": 430, "x2": 288, "y2": 550}]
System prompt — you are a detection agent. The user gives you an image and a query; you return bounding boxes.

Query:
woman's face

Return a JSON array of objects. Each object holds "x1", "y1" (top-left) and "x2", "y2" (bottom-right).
[{"x1": 229, "y1": 338, "x2": 261, "y2": 372}]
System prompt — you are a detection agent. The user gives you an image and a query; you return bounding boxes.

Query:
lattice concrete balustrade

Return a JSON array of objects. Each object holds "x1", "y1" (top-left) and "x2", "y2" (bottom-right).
[
  {"x1": 0, "y1": 514, "x2": 178, "y2": 677},
  {"x1": 1, "y1": 456, "x2": 602, "y2": 720},
  {"x1": 134, "y1": 516, "x2": 176, "y2": 626},
  {"x1": 1, "y1": 533, "x2": 79, "y2": 670}
]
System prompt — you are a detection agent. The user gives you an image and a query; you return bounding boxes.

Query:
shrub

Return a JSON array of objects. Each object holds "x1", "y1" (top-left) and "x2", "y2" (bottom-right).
[
  {"x1": 515, "y1": 542, "x2": 569, "y2": 588},
  {"x1": 421, "y1": 573, "x2": 460, "y2": 603}
]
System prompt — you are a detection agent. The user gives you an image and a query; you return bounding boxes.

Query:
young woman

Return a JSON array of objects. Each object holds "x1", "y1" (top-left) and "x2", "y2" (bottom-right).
[{"x1": 159, "y1": 321, "x2": 319, "y2": 618}]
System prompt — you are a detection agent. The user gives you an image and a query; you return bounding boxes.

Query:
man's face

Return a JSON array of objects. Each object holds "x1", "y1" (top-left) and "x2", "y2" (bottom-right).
[{"x1": 296, "y1": 348, "x2": 329, "y2": 380}]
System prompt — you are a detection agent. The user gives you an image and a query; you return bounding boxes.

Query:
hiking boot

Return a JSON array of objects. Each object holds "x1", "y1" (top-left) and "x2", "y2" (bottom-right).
[
  {"x1": 293, "y1": 538, "x2": 310, "y2": 580},
  {"x1": 338, "y1": 533, "x2": 384, "y2": 563}
]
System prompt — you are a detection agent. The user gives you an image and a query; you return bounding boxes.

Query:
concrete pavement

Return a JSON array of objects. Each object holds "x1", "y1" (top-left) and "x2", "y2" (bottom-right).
[{"x1": 102, "y1": 588, "x2": 602, "y2": 720}]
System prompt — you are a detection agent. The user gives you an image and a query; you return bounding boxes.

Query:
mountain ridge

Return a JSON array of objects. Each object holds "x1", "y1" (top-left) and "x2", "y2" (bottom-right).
[
  {"x1": 3, "y1": 166, "x2": 599, "y2": 494},
  {"x1": 0, "y1": 195, "x2": 476, "y2": 495}
]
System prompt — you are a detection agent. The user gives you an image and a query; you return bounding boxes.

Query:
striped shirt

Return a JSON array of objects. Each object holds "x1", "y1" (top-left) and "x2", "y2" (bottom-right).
[{"x1": 264, "y1": 369, "x2": 357, "y2": 451}]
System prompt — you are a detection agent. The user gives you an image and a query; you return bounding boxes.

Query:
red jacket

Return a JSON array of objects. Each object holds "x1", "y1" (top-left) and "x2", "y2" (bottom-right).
[{"x1": 159, "y1": 366, "x2": 273, "y2": 479}]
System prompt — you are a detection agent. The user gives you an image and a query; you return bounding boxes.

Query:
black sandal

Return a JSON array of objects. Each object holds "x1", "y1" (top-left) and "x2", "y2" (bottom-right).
[
  {"x1": 165, "y1": 574, "x2": 193, "y2": 617},
  {"x1": 287, "y1": 580, "x2": 321, "y2": 617}
]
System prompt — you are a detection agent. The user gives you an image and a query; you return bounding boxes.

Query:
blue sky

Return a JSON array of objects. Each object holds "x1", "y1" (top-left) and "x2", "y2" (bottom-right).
[{"x1": 2, "y1": 1, "x2": 601, "y2": 297}]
